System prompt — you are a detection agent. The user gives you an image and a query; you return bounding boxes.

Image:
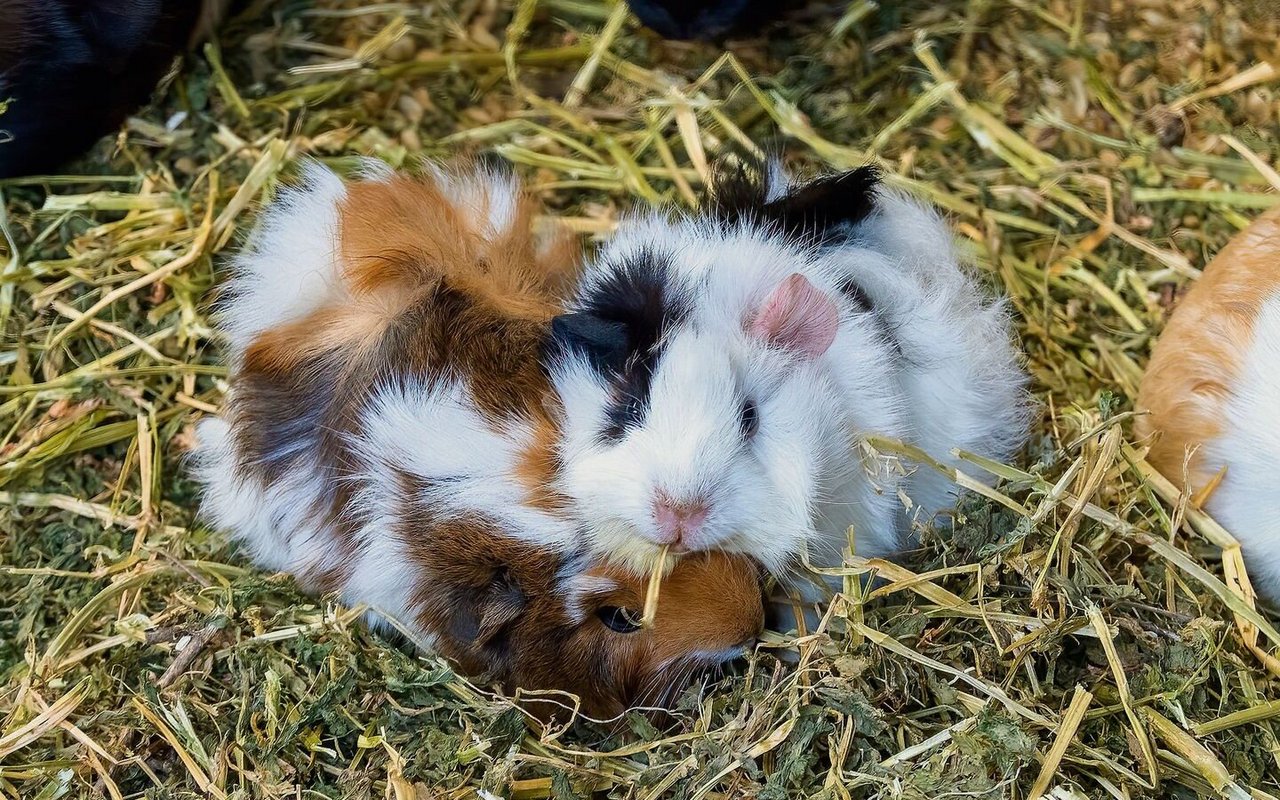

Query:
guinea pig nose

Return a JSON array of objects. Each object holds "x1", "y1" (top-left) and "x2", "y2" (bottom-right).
[{"x1": 651, "y1": 493, "x2": 710, "y2": 546}]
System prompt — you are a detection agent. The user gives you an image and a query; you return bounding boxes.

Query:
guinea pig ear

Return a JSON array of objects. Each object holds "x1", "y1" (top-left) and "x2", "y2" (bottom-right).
[
  {"x1": 760, "y1": 166, "x2": 880, "y2": 239},
  {"x1": 475, "y1": 572, "x2": 527, "y2": 650},
  {"x1": 749, "y1": 274, "x2": 839, "y2": 359},
  {"x1": 550, "y1": 312, "x2": 630, "y2": 372},
  {"x1": 710, "y1": 162, "x2": 880, "y2": 241}
]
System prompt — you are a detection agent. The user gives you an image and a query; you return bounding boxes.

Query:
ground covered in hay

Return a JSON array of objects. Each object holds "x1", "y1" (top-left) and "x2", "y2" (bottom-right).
[{"x1": 3, "y1": 0, "x2": 1280, "y2": 797}]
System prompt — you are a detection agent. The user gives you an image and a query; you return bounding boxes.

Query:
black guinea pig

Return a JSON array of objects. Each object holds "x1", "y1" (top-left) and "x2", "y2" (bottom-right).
[
  {"x1": 0, "y1": 0, "x2": 225, "y2": 179},
  {"x1": 624, "y1": 0, "x2": 804, "y2": 41}
]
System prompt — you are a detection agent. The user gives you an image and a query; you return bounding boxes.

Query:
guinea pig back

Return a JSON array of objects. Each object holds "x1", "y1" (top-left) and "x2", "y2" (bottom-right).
[{"x1": 1137, "y1": 204, "x2": 1280, "y2": 599}]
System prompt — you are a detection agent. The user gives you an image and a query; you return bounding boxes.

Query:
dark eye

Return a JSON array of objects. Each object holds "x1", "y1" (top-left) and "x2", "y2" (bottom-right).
[
  {"x1": 740, "y1": 399, "x2": 759, "y2": 438},
  {"x1": 596, "y1": 606, "x2": 642, "y2": 634}
]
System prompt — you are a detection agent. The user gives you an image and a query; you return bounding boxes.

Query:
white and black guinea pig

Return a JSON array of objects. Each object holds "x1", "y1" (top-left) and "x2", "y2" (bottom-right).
[
  {"x1": 1137, "y1": 205, "x2": 1280, "y2": 602},
  {"x1": 543, "y1": 160, "x2": 1031, "y2": 592},
  {"x1": 0, "y1": 0, "x2": 225, "y2": 178}
]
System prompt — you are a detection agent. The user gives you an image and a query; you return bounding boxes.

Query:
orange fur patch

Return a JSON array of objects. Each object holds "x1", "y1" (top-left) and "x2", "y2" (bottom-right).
[
  {"x1": 515, "y1": 407, "x2": 572, "y2": 513},
  {"x1": 1137, "y1": 205, "x2": 1280, "y2": 488},
  {"x1": 338, "y1": 171, "x2": 573, "y2": 322}
]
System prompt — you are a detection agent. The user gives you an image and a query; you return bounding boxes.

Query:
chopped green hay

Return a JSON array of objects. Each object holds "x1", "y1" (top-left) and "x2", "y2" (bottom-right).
[{"x1": 3, "y1": 0, "x2": 1280, "y2": 797}]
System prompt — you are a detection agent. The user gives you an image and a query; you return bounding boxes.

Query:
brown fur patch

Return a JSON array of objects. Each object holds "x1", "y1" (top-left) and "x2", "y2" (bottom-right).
[
  {"x1": 334, "y1": 169, "x2": 579, "y2": 417},
  {"x1": 514, "y1": 407, "x2": 572, "y2": 513},
  {"x1": 589, "y1": 553, "x2": 766, "y2": 676},
  {"x1": 228, "y1": 160, "x2": 581, "y2": 462},
  {"x1": 338, "y1": 171, "x2": 572, "y2": 319},
  {"x1": 1137, "y1": 205, "x2": 1280, "y2": 488}
]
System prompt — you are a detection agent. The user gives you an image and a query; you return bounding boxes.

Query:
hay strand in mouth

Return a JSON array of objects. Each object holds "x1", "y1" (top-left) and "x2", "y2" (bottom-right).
[{"x1": 641, "y1": 544, "x2": 670, "y2": 629}]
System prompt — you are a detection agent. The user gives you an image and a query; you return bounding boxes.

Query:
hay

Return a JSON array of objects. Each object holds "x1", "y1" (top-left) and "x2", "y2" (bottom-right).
[
  {"x1": 641, "y1": 545, "x2": 670, "y2": 630},
  {"x1": 2, "y1": 0, "x2": 1280, "y2": 797}
]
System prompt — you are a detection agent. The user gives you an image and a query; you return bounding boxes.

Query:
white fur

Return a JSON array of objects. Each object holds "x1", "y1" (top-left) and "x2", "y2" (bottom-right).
[
  {"x1": 562, "y1": 574, "x2": 621, "y2": 622},
  {"x1": 831, "y1": 191, "x2": 1029, "y2": 521},
  {"x1": 338, "y1": 382, "x2": 571, "y2": 637},
  {"x1": 1203, "y1": 291, "x2": 1280, "y2": 599},
  {"x1": 354, "y1": 381, "x2": 575, "y2": 549},
  {"x1": 218, "y1": 162, "x2": 349, "y2": 354},
  {"x1": 424, "y1": 162, "x2": 521, "y2": 242},
  {"x1": 195, "y1": 379, "x2": 575, "y2": 637},
  {"x1": 552, "y1": 171, "x2": 1028, "y2": 586},
  {"x1": 191, "y1": 415, "x2": 348, "y2": 582}
]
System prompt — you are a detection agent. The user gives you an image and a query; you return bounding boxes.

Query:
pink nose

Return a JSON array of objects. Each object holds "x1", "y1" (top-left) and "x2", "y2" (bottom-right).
[{"x1": 651, "y1": 494, "x2": 710, "y2": 547}]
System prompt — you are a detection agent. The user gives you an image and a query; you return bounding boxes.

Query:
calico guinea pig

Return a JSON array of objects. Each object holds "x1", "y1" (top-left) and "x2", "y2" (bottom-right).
[
  {"x1": 191, "y1": 160, "x2": 765, "y2": 716},
  {"x1": 1137, "y1": 204, "x2": 1280, "y2": 602},
  {"x1": 0, "y1": 0, "x2": 226, "y2": 178},
  {"x1": 542, "y1": 161, "x2": 1030, "y2": 592}
]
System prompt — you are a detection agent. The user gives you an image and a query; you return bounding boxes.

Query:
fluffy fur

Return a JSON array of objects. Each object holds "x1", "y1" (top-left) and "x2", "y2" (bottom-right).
[
  {"x1": 193, "y1": 161, "x2": 765, "y2": 716},
  {"x1": 1137, "y1": 204, "x2": 1280, "y2": 601},
  {"x1": 545, "y1": 162, "x2": 1030, "y2": 590}
]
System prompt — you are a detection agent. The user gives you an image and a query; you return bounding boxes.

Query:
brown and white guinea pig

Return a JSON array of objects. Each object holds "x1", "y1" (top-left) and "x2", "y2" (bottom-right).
[
  {"x1": 192, "y1": 160, "x2": 764, "y2": 717},
  {"x1": 0, "y1": 0, "x2": 226, "y2": 178},
  {"x1": 541, "y1": 161, "x2": 1030, "y2": 592},
  {"x1": 1137, "y1": 204, "x2": 1280, "y2": 602},
  {"x1": 413, "y1": 523, "x2": 764, "y2": 717}
]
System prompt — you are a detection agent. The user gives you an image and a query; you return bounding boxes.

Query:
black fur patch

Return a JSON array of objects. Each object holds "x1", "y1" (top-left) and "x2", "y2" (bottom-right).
[
  {"x1": 548, "y1": 249, "x2": 689, "y2": 442},
  {"x1": 549, "y1": 313, "x2": 630, "y2": 373},
  {"x1": 0, "y1": 0, "x2": 206, "y2": 178},
  {"x1": 232, "y1": 350, "x2": 345, "y2": 486},
  {"x1": 837, "y1": 277, "x2": 874, "y2": 313},
  {"x1": 625, "y1": 0, "x2": 802, "y2": 41},
  {"x1": 834, "y1": 278, "x2": 904, "y2": 359},
  {"x1": 709, "y1": 162, "x2": 881, "y2": 245}
]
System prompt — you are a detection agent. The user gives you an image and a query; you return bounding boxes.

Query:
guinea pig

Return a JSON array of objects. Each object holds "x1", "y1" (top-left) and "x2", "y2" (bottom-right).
[
  {"x1": 191, "y1": 159, "x2": 765, "y2": 716},
  {"x1": 624, "y1": 0, "x2": 802, "y2": 41},
  {"x1": 541, "y1": 160, "x2": 1030, "y2": 591},
  {"x1": 380, "y1": 515, "x2": 765, "y2": 718},
  {"x1": 1136, "y1": 204, "x2": 1280, "y2": 602},
  {"x1": 0, "y1": 0, "x2": 226, "y2": 178}
]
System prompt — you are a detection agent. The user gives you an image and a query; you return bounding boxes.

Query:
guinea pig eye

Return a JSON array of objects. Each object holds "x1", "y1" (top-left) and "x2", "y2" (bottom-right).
[
  {"x1": 740, "y1": 399, "x2": 759, "y2": 438},
  {"x1": 596, "y1": 606, "x2": 643, "y2": 634}
]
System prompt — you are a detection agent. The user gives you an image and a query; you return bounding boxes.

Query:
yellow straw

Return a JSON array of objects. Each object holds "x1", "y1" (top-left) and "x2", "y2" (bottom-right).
[{"x1": 641, "y1": 545, "x2": 670, "y2": 629}]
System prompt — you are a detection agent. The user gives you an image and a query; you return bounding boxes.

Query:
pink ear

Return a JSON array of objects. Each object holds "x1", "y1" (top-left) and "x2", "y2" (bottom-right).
[{"x1": 749, "y1": 274, "x2": 839, "y2": 359}]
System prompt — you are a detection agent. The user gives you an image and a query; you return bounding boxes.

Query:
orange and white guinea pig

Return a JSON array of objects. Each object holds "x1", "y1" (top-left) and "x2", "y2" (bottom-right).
[
  {"x1": 1137, "y1": 205, "x2": 1280, "y2": 600},
  {"x1": 192, "y1": 160, "x2": 764, "y2": 718}
]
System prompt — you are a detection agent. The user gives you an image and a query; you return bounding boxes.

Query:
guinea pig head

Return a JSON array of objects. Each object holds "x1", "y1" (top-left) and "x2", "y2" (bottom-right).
[
  {"x1": 544, "y1": 165, "x2": 882, "y2": 573},
  {"x1": 508, "y1": 550, "x2": 766, "y2": 719},
  {"x1": 415, "y1": 526, "x2": 764, "y2": 720}
]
